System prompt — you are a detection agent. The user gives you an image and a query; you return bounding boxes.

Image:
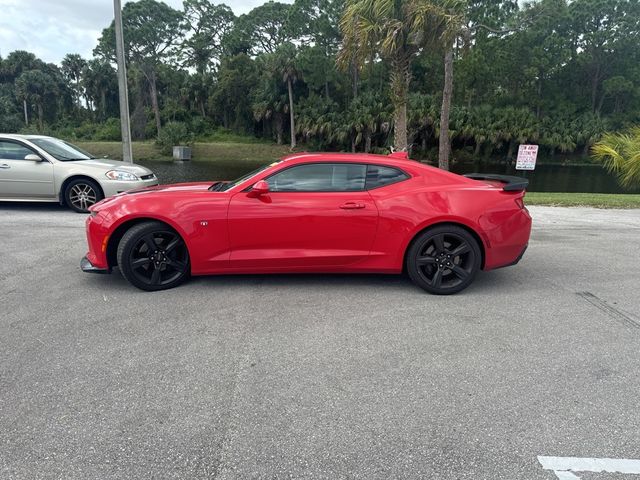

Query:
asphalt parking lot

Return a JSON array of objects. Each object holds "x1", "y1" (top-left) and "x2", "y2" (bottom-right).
[{"x1": 1, "y1": 203, "x2": 639, "y2": 479}]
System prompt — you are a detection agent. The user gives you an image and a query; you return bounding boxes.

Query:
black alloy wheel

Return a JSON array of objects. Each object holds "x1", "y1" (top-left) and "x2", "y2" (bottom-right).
[
  {"x1": 64, "y1": 178, "x2": 103, "y2": 213},
  {"x1": 406, "y1": 225, "x2": 481, "y2": 295},
  {"x1": 117, "y1": 221, "x2": 190, "y2": 291}
]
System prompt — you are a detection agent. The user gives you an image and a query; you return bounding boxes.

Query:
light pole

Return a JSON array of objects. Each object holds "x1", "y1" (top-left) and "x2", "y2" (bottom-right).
[{"x1": 114, "y1": 0, "x2": 133, "y2": 163}]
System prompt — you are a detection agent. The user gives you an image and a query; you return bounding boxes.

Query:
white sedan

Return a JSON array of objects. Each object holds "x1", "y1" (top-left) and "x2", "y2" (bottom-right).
[{"x1": 0, "y1": 134, "x2": 158, "y2": 212}]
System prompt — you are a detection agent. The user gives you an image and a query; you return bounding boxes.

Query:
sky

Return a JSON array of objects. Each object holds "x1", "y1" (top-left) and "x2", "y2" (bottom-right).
[{"x1": 0, "y1": 0, "x2": 286, "y2": 65}]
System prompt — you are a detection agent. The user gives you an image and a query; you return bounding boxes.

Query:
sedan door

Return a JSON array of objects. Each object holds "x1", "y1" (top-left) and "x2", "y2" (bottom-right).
[
  {"x1": 0, "y1": 140, "x2": 55, "y2": 199},
  {"x1": 227, "y1": 163, "x2": 378, "y2": 270}
]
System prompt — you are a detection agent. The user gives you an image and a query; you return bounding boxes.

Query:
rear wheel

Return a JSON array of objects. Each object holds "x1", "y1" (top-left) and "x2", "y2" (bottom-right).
[
  {"x1": 117, "y1": 221, "x2": 190, "y2": 291},
  {"x1": 64, "y1": 178, "x2": 103, "y2": 213},
  {"x1": 406, "y1": 225, "x2": 481, "y2": 295}
]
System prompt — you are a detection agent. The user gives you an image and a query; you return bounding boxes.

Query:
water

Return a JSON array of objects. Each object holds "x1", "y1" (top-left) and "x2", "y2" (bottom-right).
[{"x1": 136, "y1": 158, "x2": 631, "y2": 194}]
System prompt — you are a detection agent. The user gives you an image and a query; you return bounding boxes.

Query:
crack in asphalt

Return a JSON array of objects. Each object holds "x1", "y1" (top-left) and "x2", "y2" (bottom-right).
[{"x1": 576, "y1": 291, "x2": 640, "y2": 330}]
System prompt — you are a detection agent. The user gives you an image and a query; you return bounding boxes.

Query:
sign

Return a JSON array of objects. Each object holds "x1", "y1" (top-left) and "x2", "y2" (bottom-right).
[{"x1": 516, "y1": 144, "x2": 538, "y2": 170}]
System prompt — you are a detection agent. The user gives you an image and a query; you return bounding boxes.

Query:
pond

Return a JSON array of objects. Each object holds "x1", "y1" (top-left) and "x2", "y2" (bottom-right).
[{"x1": 136, "y1": 158, "x2": 631, "y2": 194}]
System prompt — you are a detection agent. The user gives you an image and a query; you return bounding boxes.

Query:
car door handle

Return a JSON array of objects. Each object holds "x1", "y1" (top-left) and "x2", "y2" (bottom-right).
[
  {"x1": 0, "y1": 164, "x2": 10, "y2": 169},
  {"x1": 340, "y1": 202, "x2": 366, "y2": 209}
]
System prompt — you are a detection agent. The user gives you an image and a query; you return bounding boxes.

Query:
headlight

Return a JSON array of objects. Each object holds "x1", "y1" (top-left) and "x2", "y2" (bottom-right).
[{"x1": 105, "y1": 170, "x2": 139, "y2": 181}]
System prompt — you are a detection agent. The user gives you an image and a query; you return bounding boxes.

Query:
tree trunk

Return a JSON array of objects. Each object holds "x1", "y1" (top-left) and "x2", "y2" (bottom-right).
[
  {"x1": 591, "y1": 62, "x2": 601, "y2": 113},
  {"x1": 438, "y1": 48, "x2": 454, "y2": 171},
  {"x1": 37, "y1": 103, "x2": 44, "y2": 131},
  {"x1": 474, "y1": 141, "x2": 482, "y2": 156},
  {"x1": 287, "y1": 78, "x2": 296, "y2": 150},
  {"x1": 23, "y1": 99, "x2": 28, "y2": 126},
  {"x1": 101, "y1": 91, "x2": 107, "y2": 121},
  {"x1": 145, "y1": 69, "x2": 161, "y2": 136},
  {"x1": 390, "y1": 56, "x2": 411, "y2": 152},
  {"x1": 365, "y1": 131, "x2": 372, "y2": 153},
  {"x1": 275, "y1": 112, "x2": 284, "y2": 145},
  {"x1": 351, "y1": 60, "x2": 358, "y2": 99}
]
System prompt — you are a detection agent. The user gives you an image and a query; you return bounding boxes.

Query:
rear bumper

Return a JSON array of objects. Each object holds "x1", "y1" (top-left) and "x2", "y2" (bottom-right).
[{"x1": 81, "y1": 255, "x2": 110, "y2": 274}]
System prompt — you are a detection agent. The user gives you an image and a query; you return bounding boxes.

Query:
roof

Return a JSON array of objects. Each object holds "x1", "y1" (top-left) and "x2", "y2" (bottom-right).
[
  {"x1": 281, "y1": 151, "x2": 416, "y2": 168},
  {"x1": 0, "y1": 134, "x2": 52, "y2": 140}
]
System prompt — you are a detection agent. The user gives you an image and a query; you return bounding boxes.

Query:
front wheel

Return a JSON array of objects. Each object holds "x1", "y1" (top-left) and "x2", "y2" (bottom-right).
[
  {"x1": 64, "y1": 178, "x2": 103, "y2": 213},
  {"x1": 117, "y1": 221, "x2": 190, "y2": 291},
  {"x1": 406, "y1": 225, "x2": 481, "y2": 295}
]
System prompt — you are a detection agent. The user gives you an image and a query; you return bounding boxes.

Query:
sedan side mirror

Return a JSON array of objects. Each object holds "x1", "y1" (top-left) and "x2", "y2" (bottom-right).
[
  {"x1": 249, "y1": 180, "x2": 270, "y2": 197},
  {"x1": 24, "y1": 154, "x2": 43, "y2": 161}
]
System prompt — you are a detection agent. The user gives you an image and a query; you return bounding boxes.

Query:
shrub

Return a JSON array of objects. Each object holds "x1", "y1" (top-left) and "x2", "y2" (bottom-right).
[{"x1": 156, "y1": 122, "x2": 193, "y2": 155}]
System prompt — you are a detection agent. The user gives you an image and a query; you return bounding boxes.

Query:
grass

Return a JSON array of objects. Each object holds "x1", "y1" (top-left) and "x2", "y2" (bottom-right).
[
  {"x1": 525, "y1": 192, "x2": 640, "y2": 209},
  {"x1": 75, "y1": 141, "x2": 292, "y2": 163}
]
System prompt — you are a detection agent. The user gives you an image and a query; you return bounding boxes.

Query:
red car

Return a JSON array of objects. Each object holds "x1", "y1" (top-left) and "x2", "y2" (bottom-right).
[{"x1": 81, "y1": 152, "x2": 531, "y2": 294}]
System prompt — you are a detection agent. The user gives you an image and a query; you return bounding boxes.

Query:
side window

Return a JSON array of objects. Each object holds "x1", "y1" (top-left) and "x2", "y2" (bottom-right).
[
  {"x1": 0, "y1": 140, "x2": 37, "y2": 161},
  {"x1": 366, "y1": 165, "x2": 409, "y2": 189},
  {"x1": 267, "y1": 163, "x2": 367, "y2": 192}
]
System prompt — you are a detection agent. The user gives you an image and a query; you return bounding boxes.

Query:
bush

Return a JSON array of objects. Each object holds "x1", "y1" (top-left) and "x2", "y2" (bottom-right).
[
  {"x1": 156, "y1": 122, "x2": 193, "y2": 155},
  {"x1": 94, "y1": 118, "x2": 121, "y2": 141}
]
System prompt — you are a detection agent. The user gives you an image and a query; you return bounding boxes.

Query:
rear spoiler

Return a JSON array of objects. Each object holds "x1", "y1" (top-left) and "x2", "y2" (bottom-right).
[{"x1": 463, "y1": 173, "x2": 529, "y2": 192}]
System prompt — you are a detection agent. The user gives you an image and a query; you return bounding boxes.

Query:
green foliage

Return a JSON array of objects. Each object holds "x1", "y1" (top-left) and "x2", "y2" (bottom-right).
[
  {"x1": 0, "y1": 0, "x2": 638, "y2": 169},
  {"x1": 156, "y1": 121, "x2": 194, "y2": 155},
  {"x1": 591, "y1": 127, "x2": 640, "y2": 189}
]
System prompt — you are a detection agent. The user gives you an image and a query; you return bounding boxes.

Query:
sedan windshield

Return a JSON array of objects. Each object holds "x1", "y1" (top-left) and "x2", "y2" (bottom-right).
[{"x1": 30, "y1": 138, "x2": 97, "y2": 161}]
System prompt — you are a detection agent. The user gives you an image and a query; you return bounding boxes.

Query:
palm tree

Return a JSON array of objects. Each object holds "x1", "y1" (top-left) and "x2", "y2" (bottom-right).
[
  {"x1": 591, "y1": 127, "x2": 640, "y2": 189},
  {"x1": 271, "y1": 43, "x2": 300, "y2": 150},
  {"x1": 338, "y1": 0, "x2": 459, "y2": 152}
]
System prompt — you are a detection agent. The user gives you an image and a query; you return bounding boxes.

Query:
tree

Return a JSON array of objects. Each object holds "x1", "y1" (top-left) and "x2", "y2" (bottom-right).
[
  {"x1": 15, "y1": 69, "x2": 58, "y2": 130},
  {"x1": 272, "y1": 43, "x2": 301, "y2": 149},
  {"x1": 338, "y1": 0, "x2": 458, "y2": 151},
  {"x1": 94, "y1": 0, "x2": 186, "y2": 136},
  {"x1": 591, "y1": 126, "x2": 640, "y2": 189},
  {"x1": 61, "y1": 54, "x2": 87, "y2": 108},
  {"x1": 229, "y1": 2, "x2": 293, "y2": 55},
  {"x1": 181, "y1": 0, "x2": 235, "y2": 74}
]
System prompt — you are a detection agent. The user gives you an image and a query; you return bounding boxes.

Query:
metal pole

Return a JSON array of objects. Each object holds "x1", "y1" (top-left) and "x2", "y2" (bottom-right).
[{"x1": 114, "y1": 0, "x2": 133, "y2": 163}]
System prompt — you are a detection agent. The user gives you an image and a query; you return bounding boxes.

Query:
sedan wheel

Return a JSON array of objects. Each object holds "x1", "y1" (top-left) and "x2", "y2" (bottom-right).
[
  {"x1": 64, "y1": 179, "x2": 103, "y2": 213},
  {"x1": 407, "y1": 225, "x2": 481, "y2": 295},
  {"x1": 117, "y1": 222, "x2": 190, "y2": 291}
]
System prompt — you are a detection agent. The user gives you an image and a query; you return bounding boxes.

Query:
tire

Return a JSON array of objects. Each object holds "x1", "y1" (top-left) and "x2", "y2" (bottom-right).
[
  {"x1": 64, "y1": 178, "x2": 103, "y2": 213},
  {"x1": 406, "y1": 225, "x2": 481, "y2": 295},
  {"x1": 117, "y1": 221, "x2": 190, "y2": 291}
]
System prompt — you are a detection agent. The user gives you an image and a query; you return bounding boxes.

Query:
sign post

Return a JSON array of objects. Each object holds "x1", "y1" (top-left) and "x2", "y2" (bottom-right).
[{"x1": 516, "y1": 144, "x2": 538, "y2": 171}]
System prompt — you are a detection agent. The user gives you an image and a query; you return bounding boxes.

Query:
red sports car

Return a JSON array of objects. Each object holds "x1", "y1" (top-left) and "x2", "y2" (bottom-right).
[{"x1": 81, "y1": 152, "x2": 531, "y2": 294}]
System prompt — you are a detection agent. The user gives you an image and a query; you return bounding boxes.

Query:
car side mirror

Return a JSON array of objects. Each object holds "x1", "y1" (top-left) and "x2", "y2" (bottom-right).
[
  {"x1": 24, "y1": 154, "x2": 43, "y2": 161},
  {"x1": 249, "y1": 180, "x2": 270, "y2": 197}
]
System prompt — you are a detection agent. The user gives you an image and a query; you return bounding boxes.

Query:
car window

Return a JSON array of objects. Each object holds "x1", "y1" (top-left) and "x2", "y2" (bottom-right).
[
  {"x1": 0, "y1": 140, "x2": 37, "y2": 160},
  {"x1": 366, "y1": 165, "x2": 409, "y2": 189},
  {"x1": 30, "y1": 138, "x2": 95, "y2": 161},
  {"x1": 267, "y1": 163, "x2": 367, "y2": 192}
]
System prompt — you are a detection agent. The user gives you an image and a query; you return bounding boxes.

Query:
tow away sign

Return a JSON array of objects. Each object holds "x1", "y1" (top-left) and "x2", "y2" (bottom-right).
[{"x1": 516, "y1": 144, "x2": 538, "y2": 170}]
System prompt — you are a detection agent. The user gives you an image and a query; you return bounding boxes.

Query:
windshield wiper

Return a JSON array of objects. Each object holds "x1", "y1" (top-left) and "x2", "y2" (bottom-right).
[{"x1": 209, "y1": 181, "x2": 225, "y2": 191}]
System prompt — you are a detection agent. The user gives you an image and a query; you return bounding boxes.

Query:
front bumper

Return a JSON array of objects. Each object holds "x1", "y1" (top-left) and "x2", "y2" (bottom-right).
[
  {"x1": 100, "y1": 177, "x2": 159, "y2": 197},
  {"x1": 81, "y1": 256, "x2": 110, "y2": 274}
]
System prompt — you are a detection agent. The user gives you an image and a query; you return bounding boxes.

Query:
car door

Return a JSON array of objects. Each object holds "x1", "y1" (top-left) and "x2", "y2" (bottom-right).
[
  {"x1": 227, "y1": 162, "x2": 379, "y2": 270},
  {"x1": 0, "y1": 140, "x2": 55, "y2": 199}
]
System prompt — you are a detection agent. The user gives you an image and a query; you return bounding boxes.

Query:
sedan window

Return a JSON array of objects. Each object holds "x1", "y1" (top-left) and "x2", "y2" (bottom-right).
[
  {"x1": 0, "y1": 141, "x2": 36, "y2": 160},
  {"x1": 267, "y1": 163, "x2": 367, "y2": 192}
]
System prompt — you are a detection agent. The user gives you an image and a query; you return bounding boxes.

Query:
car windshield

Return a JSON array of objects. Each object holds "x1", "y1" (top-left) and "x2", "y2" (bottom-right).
[
  {"x1": 30, "y1": 138, "x2": 97, "y2": 161},
  {"x1": 212, "y1": 161, "x2": 281, "y2": 191}
]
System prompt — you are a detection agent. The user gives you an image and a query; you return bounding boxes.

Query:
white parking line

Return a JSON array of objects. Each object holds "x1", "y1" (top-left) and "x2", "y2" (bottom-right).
[{"x1": 538, "y1": 456, "x2": 640, "y2": 479}]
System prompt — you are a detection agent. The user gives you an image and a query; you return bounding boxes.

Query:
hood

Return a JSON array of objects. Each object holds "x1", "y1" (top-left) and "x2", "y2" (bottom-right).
[
  {"x1": 71, "y1": 159, "x2": 153, "y2": 176},
  {"x1": 119, "y1": 182, "x2": 214, "y2": 196}
]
